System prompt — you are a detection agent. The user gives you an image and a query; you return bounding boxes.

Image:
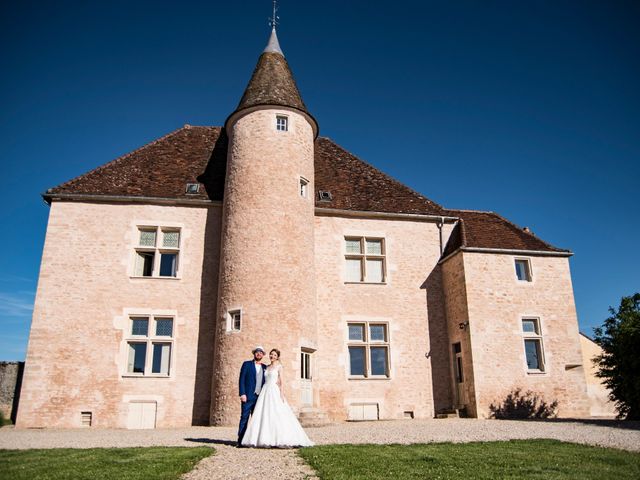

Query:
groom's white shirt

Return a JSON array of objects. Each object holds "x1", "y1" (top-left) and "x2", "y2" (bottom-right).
[{"x1": 254, "y1": 362, "x2": 263, "y2": 395}]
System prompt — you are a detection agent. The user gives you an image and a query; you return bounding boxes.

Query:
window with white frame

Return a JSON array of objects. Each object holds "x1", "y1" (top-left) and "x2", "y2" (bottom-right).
[
  {"x1": 522, "y1": 318, "x2": 545, "y2": 372},
  {"x1": 347, "y1": 322, "x2": 390, "y2": 378},
  {"x1": 134, "y1": 227, "x2": 180, "y2": 277},
  {"x1": 299, "y1": 177, "x2": 308, "y2": 198},
  {"x1": 276, "y1": 115, "x2": 288, "y2": 131},
  {"x1": 515, "y1": 258, "x2": 532, "y2": 282},
  {"x1": 227, "y1": 309, "x2": 242, "y2": 332},
  {"x1": 345, "y1": 237, "x2": 386, "y2": 283},
  {"x1": 301, "y1": 349, "x2": 312, "y2": 380},
  {"x1": 126, "y1": 316, "x2": 174, "y2": 376}
]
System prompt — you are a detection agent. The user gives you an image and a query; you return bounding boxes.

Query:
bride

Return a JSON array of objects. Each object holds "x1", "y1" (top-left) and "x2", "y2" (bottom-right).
[{"x1": 241, "y1": 349, "x2": 314, "y2": 447}]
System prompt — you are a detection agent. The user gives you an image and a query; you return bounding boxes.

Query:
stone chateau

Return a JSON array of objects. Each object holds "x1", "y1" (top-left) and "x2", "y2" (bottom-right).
[{"x1": 17, "y1": 27, "x2": 590, "y2": 429}]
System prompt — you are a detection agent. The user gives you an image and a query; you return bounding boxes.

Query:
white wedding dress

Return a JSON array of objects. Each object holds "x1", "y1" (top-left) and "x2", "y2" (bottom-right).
[{"x1": 241, "y1": 364, "x2": 314, "y2": 447}]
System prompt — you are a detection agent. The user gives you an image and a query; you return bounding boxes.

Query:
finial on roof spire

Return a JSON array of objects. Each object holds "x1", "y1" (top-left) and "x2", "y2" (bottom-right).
[
  {"x1": 269, "y1": 0, "x2": 279, "y2": 30},
  {"x1": 264, "y1": 0, "x2": 283, "y2": 55}
]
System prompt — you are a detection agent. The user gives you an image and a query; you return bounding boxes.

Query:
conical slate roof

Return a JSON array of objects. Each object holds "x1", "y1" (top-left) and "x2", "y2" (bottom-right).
[{"x1": 227, "y1": 29, "x2": 316, "y2": 133}]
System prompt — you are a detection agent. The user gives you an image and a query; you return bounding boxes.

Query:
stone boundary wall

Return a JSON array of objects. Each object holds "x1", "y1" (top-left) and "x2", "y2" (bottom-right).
[{"x1": 0, "y1": 361, "x2": 24, "y2": 422}]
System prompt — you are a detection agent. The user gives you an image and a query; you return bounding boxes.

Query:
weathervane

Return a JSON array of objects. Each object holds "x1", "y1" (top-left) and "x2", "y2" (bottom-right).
[{"x1": 269, "y1": 0, "x2": 279, "y2": 29}]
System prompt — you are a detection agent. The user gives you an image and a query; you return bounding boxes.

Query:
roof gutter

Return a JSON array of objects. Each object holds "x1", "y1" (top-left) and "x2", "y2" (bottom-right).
[
  {"x1": 438, "y1": 246, "x2": 573, "y2": 265},
  {"x1": 315, "y1": 207, "x2": 458, "y2": 223},
  {"x1": 42, "y1": 192, "x2": 222, "y2": 207}
]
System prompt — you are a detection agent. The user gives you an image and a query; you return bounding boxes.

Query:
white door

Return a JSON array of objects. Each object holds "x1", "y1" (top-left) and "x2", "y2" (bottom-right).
[
  {"x1": 126, "y1": 402, "x2": 157, "y2": 429},
  {"x1": 300, "y1": 349, "x2": 313, "y2": 406}
]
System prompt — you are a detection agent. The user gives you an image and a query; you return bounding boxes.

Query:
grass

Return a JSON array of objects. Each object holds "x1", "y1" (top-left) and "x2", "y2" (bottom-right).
[
  {"x1": 0, "y1": 446, "x2": 213, "y2": 480},
  {"x1": 298, "y1": 440, "x2": 640, "y2": 480}
]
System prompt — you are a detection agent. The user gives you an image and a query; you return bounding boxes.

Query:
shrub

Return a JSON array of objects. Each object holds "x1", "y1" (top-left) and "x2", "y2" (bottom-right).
[
  {"x1": 489, "y1": 388, "x2": 558, "y2": 419},
  {"x1": 593, "y1": 293, "x2": 640, "y2": 420},
  {"x1": 0, "y1": 410, "x2": 6, "y2": 426}
]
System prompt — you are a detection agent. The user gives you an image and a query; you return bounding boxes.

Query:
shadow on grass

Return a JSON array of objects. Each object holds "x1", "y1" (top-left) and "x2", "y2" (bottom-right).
[{"x1": 184, "y1": 437, "x2": 237, "y2": 446}]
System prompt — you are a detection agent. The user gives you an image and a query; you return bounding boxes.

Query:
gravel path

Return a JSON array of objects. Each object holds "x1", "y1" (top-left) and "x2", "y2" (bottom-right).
[{"x1": 1, "y1": 419, "x2": 638, "y2": 479}]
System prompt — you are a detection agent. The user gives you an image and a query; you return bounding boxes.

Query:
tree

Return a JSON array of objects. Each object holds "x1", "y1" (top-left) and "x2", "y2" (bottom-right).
[{"x1": 593, "y1": 293, "x2": 640, "y2": 420}]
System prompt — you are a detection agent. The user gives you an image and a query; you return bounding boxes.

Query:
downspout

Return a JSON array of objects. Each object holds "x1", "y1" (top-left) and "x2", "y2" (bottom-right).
[{"x1": 437, "y1": 216, "x2": 445, "y2": 256}]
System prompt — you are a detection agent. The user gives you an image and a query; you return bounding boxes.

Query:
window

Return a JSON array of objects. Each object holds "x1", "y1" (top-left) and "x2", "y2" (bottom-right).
[
  {"x1": 515, "y1": 258, "x2": 532, "y2": 282},
  {"x1": 301, "y1": 350, "x2": 312, "y2": 380},
  {"x1": 134, "y1": 227, "x2": 180, "y2": 278},
  {"x1": 276, "y1": 115, "x2": 288, "y2": 131},
  {"x1": 345, "y1": 237, "x2": 386, "y2": 283},
  {"x1": 347, "y1": 322, "x2": 390, "y2": 378},
  {"x1": 228, "y1": 309, "x2": 242, "y2": 332},
  {"x1": 522, "y1": 318, "x2": 545, "y2": 372},
  {"x1": 299, "y1": 177, "x2": 308, "y2": 198},
  {"x1": 126, "y1": 316, "x2": 174, "y2": 376}
]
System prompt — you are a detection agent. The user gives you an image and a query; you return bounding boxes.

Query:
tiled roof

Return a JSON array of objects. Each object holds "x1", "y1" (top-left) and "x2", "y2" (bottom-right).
[
  {"x1": 441, "y1": 209, "x2": 569, "y2": 256},
  {"x1": 314, "y1": 137, "x2": 444, "y2": 215},
  {"x1": 46, "y1": 125, "x2": 567, "y2": 254}
]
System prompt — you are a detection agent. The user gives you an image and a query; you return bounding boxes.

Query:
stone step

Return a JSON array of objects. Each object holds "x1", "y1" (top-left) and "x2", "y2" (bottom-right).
[{"x1": 298, "y1": 408, "x2": 331, "y2": 427}]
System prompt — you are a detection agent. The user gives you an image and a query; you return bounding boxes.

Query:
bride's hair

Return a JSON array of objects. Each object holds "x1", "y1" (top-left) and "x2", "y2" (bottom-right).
[{"x1": 270, "y1": 348, "x2": 280, "y2": 358}]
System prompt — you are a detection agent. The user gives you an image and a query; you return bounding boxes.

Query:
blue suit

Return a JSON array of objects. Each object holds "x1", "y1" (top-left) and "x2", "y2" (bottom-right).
[{"x1": 238, "y1": 360, "x2": 267, "y2": 444}]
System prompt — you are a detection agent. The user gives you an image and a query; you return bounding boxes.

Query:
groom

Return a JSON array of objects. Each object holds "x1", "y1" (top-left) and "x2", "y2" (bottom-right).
[{"x1": 237, "y1": 345, "x2": 267, "y2": 446}]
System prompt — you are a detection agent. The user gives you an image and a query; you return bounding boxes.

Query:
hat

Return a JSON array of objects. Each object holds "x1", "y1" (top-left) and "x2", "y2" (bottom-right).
[{"x1": 252, "y1": 346, "x2": 265, "y2": 354}]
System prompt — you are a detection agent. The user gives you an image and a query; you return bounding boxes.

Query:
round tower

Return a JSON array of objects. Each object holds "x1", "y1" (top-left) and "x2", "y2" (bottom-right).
[{"x1": 210, "y1": 28, "x2": 319, "y2": 425}]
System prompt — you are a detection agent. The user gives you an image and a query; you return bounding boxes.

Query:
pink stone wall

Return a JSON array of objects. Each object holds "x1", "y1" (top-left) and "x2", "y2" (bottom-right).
[
  {"x1": 579, "y1": 333, "x2": 617, "y2": 417},
  {"x1": 313, "y1": 215, "x2": 454, "y2": 421},
  {"x1": 17, "y1": 201, "x2": 220, "y2": 428},
  {"x1": 441, "y1": 251, "x2": 478, "y2": 417},
  {"x1": 459, "y1": 252, "x2": 590, "y2": 418},
  {"x1": 211, "y1": 108, "x2": 318, "y2": 425}
]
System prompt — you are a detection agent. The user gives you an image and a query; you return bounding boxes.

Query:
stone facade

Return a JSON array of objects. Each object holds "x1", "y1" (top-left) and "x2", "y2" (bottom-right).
[
  {"x1": 579, "y1": 333, "x2": 617, "y2": 417},
  {"x1": 442, "y1": 251, "x2": 589, "y2": 418},
  {"x1": 17, "y1": 201, "x2": 220, "y2": 428},
  {"x1": 211, "y1": 107, "x2": 318, "y2": 425},
  {"x1": 17, "y1": 199, "x2": 591, "y2": 427},
  {"x1": 313, "y1": 215, "x2": 455, "y2": 421}
]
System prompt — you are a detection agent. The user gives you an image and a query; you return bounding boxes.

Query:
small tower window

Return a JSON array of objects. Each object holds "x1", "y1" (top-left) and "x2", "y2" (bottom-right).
[
  {"x1": 299, "y1": 177, "x2": 309, "y2": 198},
  {"x1": 276, "y1": 115, "x2": 288, "y2": 131},
  {"x1": 228, "y1": 309, "x2": 242, "y2": 332}
]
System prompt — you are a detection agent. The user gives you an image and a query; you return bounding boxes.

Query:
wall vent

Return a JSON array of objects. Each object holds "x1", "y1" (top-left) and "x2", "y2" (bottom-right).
[
  {"x1": 318, "y1": 190, "x2": 333, "y2": 201},
  {"x1": 81, "y1": 411, "x2": 92, "y2": 427}
]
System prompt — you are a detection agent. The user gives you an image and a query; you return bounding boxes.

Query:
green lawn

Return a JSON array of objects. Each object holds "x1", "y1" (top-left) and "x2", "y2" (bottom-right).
[
  {"x1": 0, "y1": 446, "x2": 213, "y2": 480},
  {"x1": 299, "y1": 440, "x2": 640, "y2": 480}
]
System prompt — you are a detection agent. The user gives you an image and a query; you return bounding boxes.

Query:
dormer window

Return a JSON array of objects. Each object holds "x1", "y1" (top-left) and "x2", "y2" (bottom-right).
[
  {"x1": 185, "y1": 183, "x2": 199, "y2": 194},
  {"x1": 276, "y1": 115, "x2": 288, "y2": 131}
]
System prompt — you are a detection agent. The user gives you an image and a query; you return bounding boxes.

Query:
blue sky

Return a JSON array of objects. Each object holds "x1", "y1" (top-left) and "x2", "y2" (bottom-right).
[{"x1": 1, "y1": 1, "x2": 638, "y2": 361}]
